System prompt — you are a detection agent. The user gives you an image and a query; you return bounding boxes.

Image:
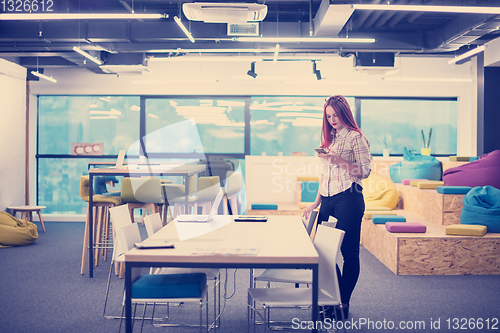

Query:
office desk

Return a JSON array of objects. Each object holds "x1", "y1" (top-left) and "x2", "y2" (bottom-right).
[
  {"x1": 86, "y1": 163, "x2": 206, "y2": 278},
  {"x1": 124, "y1": 215, "x2": 320, "y2": 333}
]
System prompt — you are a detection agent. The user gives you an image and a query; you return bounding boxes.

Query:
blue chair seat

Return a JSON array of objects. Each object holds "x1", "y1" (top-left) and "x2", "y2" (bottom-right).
[
  {"x1": 132, "y1": 273, "x2": 207, "y2": 299},
  {"x1": 372, "y1": 215, "x2": 406, "y2": 224},
  {"x1": 436, "y1": 186, "x2": 472, "y2": 194}
]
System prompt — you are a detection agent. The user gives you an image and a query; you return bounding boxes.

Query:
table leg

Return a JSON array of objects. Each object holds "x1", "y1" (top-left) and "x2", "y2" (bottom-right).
[
  {"x1": 312, "y1": 265, "x2": 319, "y2": 333},
  {"x1": 125, "y1": 263, "x2": 132, "y2": 333},
  {"x1": 89, "y1": 174, "x2": 94, "y2": 278},
  {"x1": 36, "y1": 210, "x2": 46, "y2": 232}
]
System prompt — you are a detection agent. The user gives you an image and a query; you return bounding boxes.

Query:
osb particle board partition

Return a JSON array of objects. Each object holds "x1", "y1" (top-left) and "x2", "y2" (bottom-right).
[{"x1": 361, "y1": 211, "x2": 500, "y2": 275}]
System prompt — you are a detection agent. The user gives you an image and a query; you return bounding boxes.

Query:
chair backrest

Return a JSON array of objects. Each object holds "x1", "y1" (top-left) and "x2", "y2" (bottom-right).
[
  {"x1": 80, "y1": 176, "x2": 90, "y2": 202},
  {"x1": 225, "y1": 171, "x2": 242, "y2": 196},
  {"x1": 195, "y1": 176, "x2": 221, "y2": 202},
  {"x1": 121, "y1": 177, "x2": 162, "y2": 203},
  {"x1": 313, "y1": 225, "x2": 345, "y2": 302},
  {"x1": 116, "y1": 223, "x2": 143, "y2": 282},
  {"x1": 143, "y1": 213, "x2": 163, "y2": 237},
  {"x1": 109, "y1": 204, "x2": 133, "y2": 260},
  {"x1": 302, "y1": 209, "x2": 318, "y2": 236}
]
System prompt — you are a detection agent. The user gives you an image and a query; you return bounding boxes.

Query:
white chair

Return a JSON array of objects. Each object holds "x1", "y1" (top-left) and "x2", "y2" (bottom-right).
[
  {"x1": 248, "y1": 225, "x2": 346, "y2": 333},
  {"x1": 171, "y1": 176, "x2": 221, "y2": 217},
  {"x1": 103, "y1": 204, "x2": 134, "y2": 319},
  {"x1": 116, "y1": 223, "x2": 209, "y2": 333},
  {"x1": 142, "y1": 213, "x2": 222, "y2": 330},
  {"x1": 253, "y1": 209, "x2": 319, "y2": 285},
  {"x1": 223, "y1": 171, "x2": 242, "y2": 215}
]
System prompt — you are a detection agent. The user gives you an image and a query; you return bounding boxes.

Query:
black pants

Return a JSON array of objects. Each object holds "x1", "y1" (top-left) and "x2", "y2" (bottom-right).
[{"x1": 318, "y1": 183, "x2": 365, "y2": 305}]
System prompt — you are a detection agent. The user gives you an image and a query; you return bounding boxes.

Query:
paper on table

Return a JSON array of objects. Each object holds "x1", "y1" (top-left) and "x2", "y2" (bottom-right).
[{"x1": 175, "y1": 215, "x2": 232, "y2": 241}]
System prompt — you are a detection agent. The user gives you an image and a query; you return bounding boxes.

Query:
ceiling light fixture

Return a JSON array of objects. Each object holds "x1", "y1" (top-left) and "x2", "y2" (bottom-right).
[
  {"x1": 174, "y1": 16, "x2": 195, "y2": 43},
  {"x1": 247, "y1": 62, "x2": 257, "y2": 78},
  {"x1": 383, "y1": 77, "x2": 473, "y2": 82},
  {"x1": 72, "y1": 46, "x2": 103, "y2": 65},
  {"x1": 273, "y1": 44, "x2": 280, "y2": 62},
  {"x1": 312, "y1": 61, "x2": 322, "y2": 80},
  {"x1": 352, "y1": 4, "x2": 500, "y2": 15},
  {"x1": 235, "y1": 37, "x2": 376, "y2": 43},
  {"x1": 0, "y1": 13, "x2": 166, "y2": 20},
  {"x1": 448, "y1": 45, "x2": 486, "y2": 64},
  {"x1": 30, "y1": 71, "x2": 57, "y2": 83}
]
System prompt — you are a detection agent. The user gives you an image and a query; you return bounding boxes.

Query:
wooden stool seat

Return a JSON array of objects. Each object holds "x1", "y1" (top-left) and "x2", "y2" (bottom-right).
[{"x1": 9, "y1": 206, "x2": 47, "y2": 233}]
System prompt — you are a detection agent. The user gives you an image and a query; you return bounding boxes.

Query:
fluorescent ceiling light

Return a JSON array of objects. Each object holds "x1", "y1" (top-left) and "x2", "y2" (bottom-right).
[
  {"x1": 174, "y1": 16, "x2": 195, "y2": 43},
  {"x1": 273, "y1": 44, "x2": 280, "y2": 62},
  {"x1": 448, "y1": 46, "x2": 486, "y2": 64},
  {"x1": 148, "y1": 113, "x2": 159, "y2": 119},
  {"x1": 352, "y1": 4, "x2": 500, "y2": 14},
  {"x1": 383, "y1": 77, "x2": 473, "y2": 82},
  {"x1": 235, "y1": 37, "x2": 376, "y2": 43},
  {"x1": 30, "y1": 71, "x2": 56, "y2": 83},
  {"x1": 0, "y1": 13, "x2": 166, "y2": 20},
  {"x1": 90, "y1": 115, "x2": 117, "y2": 120},
  {"x1": 73, "y1": 46, "x2": 102, "y2": 65}
]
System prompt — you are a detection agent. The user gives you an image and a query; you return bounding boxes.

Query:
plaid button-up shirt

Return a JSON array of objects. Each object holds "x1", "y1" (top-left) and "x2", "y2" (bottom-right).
[{"x1": 319, "y1": 126, "x2": 372, "y2": 197}]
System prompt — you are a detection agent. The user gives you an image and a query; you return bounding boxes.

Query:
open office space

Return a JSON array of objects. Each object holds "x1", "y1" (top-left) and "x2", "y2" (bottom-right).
[{"x1": 1, "y1": 2, "x2": 500, "y2": 333}]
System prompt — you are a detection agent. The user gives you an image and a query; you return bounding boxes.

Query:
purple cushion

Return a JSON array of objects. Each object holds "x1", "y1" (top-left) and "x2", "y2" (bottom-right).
[
  {"x1": 443, "y1": 150, "x2": 500, "y2": 190},
  {"x1": 385, "y1": 222, "x2": 426, "y2": 233},
  {"x1": 402, "y1": 179, "x2": 428, "y2": 185}
]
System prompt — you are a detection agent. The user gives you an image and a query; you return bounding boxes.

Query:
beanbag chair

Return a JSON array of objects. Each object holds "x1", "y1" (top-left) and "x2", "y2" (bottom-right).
[
  {"x1": 390, "y1": 148, "x2": 442, "y2": 183},
  {"x1": 461, "y1": 186, "x2": 500, "y2": 232},
  {"x1": 0, "y1": 211, "x2": 38, "y2": 247},
  {"x1": 443, "y1": 150, "x2": 500, "y2": 189},
  {"x1": 362, "y1": 173, "x2": 399, "y2": 210}
]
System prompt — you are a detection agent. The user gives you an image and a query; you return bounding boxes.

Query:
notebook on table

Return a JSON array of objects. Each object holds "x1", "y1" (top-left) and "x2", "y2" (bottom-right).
[{"x1": 176, "y1": 190, "x2": 224, "y2": 223}]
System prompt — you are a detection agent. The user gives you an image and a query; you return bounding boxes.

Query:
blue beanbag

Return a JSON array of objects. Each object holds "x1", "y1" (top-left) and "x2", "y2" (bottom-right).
[
  {"x1": 461, "y1": 186, "x2": 500, "y2": 232},
  {"x1": 372, "y1": 215, "x2": 406, "y2": 224},
  {"x1": 132, "y1": 273, "x2": 207, "y2": 299},
  {"x1": 390, "y1": 148, "x2": 442, "y2": 183},
  {"x1": 436, "y1": 186, "x2": 472, "y2": 194}
]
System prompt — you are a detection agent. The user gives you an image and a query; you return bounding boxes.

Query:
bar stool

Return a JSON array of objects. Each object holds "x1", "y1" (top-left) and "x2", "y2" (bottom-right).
[{"x1": 80, "y1": 176, "x2": 122, "y2": 275}]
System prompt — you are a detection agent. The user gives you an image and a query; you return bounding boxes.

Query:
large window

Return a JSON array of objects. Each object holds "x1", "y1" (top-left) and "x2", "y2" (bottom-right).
[
  {"x1": 359, "y1": 98, "x2": 457, "y2": 155},
  {"x1": 249, "y1": 96, "x2": 356, "y2": 156},
  {"x1": 37, "y1": 94, "x2": 457, "y2": 214}
]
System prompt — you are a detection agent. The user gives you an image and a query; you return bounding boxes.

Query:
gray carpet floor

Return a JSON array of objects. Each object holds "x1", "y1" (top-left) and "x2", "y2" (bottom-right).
[{"x1": 0, "y1": 222, "x2": 499, "y2": 333}]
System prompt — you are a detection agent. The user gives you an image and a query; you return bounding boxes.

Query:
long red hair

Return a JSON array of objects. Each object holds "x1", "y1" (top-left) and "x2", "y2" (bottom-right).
[{"x1": 320, "y1": 95, "x2": 362, "y2": 148}]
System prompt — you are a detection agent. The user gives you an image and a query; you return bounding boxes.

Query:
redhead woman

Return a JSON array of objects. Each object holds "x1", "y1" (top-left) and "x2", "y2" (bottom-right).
[{"x1": 302, "y1": 95, "x2": 371, "y2": 320}]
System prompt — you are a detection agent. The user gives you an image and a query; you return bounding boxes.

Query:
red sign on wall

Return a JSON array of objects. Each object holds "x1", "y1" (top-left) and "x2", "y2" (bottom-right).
[{"x1": 71, "y1": 143, "x2": 104, "y2": 155}]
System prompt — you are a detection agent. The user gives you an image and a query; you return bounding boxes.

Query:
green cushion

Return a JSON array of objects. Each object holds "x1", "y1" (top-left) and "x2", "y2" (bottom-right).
[
  {"x1": 372, "y1": 215, "x2": 406, "y2": 224},
  {"x1": 132, "y1": 273, "x2": 207, "y2": 299},
  {"x1": 251, "y1": 204, "x2": 278, "y2": 210}
]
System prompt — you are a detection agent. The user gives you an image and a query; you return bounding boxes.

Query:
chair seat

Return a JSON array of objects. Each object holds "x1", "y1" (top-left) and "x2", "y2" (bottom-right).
[
  {"x1": 372, "y1": 215, "x2": 406, "y2": 224},
  {"x1": 255, "y1": 269, "x2": 312, "y2": 284},
  {"x1": 385, "y1": 222, "x2": 426, "y2": 233},
  {"x1": 155, "y1": 267, "x2": 220, "y2": 280},
  {"x1": 436, "y1": 186, "x2": 472, "y2": 194},
  {"x1": 445, "y1": 224, "x2": 487, "y2": 236},
  {"x1": 249, "y1": 287, "x2": 340, "y2": 307},
  {"x1": 132, "y1": 273, "x2": 207, "y2": 299}
]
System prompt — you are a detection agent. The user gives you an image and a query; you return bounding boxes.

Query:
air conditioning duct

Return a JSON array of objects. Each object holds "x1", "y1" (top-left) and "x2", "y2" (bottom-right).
[{"x1": 183, "y1": 2, "x2": 268, "y2": 23}]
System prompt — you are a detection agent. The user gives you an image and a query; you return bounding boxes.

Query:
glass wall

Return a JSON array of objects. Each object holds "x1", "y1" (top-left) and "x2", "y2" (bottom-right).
[
  {"x1": 37, "y1": 94, "x2": 457, "y2": 214},
  {"x1": 360, "y1": 98, "x2": 457, "y2": 155}
]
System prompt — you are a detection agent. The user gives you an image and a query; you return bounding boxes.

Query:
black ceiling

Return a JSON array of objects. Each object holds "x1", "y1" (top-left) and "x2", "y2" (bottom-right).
[{"x1": 1, "y1": 0, "x2": 500, "y2": 73}]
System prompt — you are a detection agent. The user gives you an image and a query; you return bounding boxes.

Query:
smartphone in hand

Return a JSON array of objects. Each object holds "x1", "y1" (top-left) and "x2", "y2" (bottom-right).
[{"x1": 315, "y1": 147, "x2": 327, "y2": 154}]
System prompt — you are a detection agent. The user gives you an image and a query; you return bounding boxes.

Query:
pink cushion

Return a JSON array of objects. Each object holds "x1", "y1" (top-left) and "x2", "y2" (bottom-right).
[
  {"x1": 402, "y1": 179, "x2": 428, "y2": 185},
  {"x1": 385, "y1": 222, "x2": 426, "y2": 233},
  {"x1": 443, "y1": 150, "x2": 500, "y2": 190}
]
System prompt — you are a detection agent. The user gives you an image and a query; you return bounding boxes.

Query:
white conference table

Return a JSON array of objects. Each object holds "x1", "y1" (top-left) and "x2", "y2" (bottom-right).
[
  {"x1": 123, "y1": 215, "x2": 320, "y2": 333},
  {"x1": 86, "y1": 163, "x2": 206, "y2": 278}
]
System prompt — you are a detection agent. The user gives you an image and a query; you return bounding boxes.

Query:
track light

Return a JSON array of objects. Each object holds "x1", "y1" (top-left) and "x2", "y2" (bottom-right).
[
  {"x1": 312, "y1": 61, "x2": 322, "y2": 80},
  {"x1": 31, "y1": 71, "x2": 57, "y2": 83},
  {"x1": 174, "y1": 16, "x2": 195, "y2": 43},
  {"x1": 247, "y1": 62, "x2": 257, "y2": 78},
  {"x1": 73, "y1": 46, "x2": 103, "y2": 65}
]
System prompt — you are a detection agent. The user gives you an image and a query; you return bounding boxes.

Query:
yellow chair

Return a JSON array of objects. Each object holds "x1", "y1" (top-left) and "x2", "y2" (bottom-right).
[
  {"x1": 171, "y1": 176, "x2": 221, "y2": 216},
  {"x1": 80, "y1": 176, "x2": 121, "y2": 275},
  {"x1": 120, "y1": 177, "x2": 164, "y2": 223},
  {"x1": 362, "y1": 173, "x2": 399, "y2": 210}
]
